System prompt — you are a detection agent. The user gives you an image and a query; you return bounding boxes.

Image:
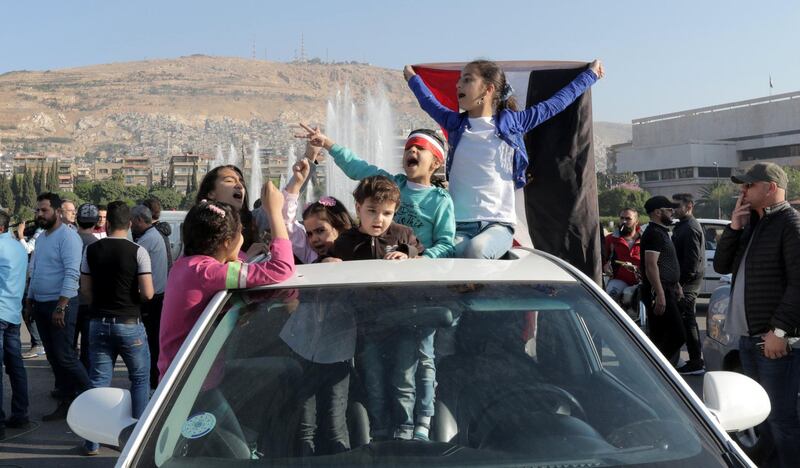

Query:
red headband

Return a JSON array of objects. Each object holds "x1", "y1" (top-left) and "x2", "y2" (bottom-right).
[{"x1": 405, "y1": 133, "x2": 445, "y2": 163}]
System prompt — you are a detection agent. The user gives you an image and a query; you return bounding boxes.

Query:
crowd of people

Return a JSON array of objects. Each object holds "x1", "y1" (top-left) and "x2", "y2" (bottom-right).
[
  {"x1": 2, "y1": 56, "x2": 795, "y2": 465},
  {"x1": 601, "y1": 162, "x2": 800, "y2": 467}
]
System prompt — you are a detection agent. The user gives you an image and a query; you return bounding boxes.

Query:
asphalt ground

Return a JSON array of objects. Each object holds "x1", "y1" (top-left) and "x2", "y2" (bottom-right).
[{"x1": 1, "y1": 301, "x2": 710, "y2": 467}]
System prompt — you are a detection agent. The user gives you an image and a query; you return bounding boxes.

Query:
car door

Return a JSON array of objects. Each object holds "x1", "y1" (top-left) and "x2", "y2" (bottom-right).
[{"x1": 700, "y1": 221, "x2": 730, "y2": 296}]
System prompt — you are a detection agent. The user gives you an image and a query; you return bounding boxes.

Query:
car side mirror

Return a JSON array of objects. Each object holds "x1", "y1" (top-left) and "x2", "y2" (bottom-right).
[
  {"x1": 703, "y1": 371, "x2": 770, "y2": 432},
  {"x1": 67, "y1": 387, "x2": 138, "y2": 448}
]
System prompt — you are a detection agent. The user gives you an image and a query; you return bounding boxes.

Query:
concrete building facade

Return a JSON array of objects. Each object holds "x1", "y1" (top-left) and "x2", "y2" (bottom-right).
[{"x1": 609, "y1": 91, "x2": 800, "y2": 198}]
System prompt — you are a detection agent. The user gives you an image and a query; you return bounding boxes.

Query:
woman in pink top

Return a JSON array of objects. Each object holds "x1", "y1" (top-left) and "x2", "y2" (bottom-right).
[{"x1": 158, "y1": 181, "x2": 295, "y2": 379}]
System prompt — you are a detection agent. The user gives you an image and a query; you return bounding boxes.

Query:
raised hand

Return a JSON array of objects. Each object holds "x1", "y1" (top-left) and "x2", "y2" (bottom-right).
[
  {"x1": 295, "y1": 122, "x2": 333, "y2": 150},
  {"x1": 589, "y1": 59, "x2": 605, "y2": 79},
  {"x1": 730, "y1": 193, "x2": 751, "y2": 230},
  {"x1": 403, "y1": 64, "x2": 417, "y2": 81},
  {"x1": 261, "y1": 179, "x2": 285, "y2": 215}
]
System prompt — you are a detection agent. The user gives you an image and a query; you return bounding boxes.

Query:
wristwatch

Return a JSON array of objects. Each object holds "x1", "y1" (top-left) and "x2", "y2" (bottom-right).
[
  {"x1": 773, "y1": 328, "x2": 787, "y2": 339},
  {"x1": 54, "y1": 304, "x2": 69, "y2": 314}
]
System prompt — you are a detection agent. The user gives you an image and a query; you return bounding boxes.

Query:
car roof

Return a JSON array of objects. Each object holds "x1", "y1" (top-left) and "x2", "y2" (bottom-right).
[{"x1": 250, "y1": 248, "x2": 578, "y2": 290}]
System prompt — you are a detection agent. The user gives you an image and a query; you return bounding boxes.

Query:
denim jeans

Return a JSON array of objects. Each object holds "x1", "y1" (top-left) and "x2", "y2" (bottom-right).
[
  {"x1": 32, "y1": 297, "x2": 91, "y2": 398},
  {"x1": 414, "y1": 328, "x2": 436, "y2": 418},
  {"x1": 454, "y1": 222, "x2": 514, "y2": 259},
  {"x1": 360, "y1": 331, "x2": 418, "y2": 439},
  {"x1": 141, "y1": 293, "x2": 164, "y2": 390},
  {"x1": 678, "y1": 288, "x2": 702, "y2": 363},
  {"x1": 297, "y1": 360, "x2": 350, "y2": 455},
  {"x1": 605, "y1": 279, "x2": 628, "y2": 303},
  {"x1": 85, "y1": 318, "x2": 151, "y2": 453},
  {"x1": 739, "y1": 336, "x2": 800, "y2": 468},
  {"x1": 88, "y1": 319, "x2": 151, "y2": 416},
  {"x1": 75, "y1": 304, "x2": 91, "y2": 371},
  {"x1": 0, "y1": 319, "x2": 29, "y2": 424}
]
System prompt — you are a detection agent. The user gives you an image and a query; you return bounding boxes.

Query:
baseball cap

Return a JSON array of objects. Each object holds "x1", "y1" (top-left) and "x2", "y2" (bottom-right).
[
  {"x1": 731, "y1": 162, "x2": 788, "y2": 189},
  {"x1": 644, "y1": 196, "x2": 679, "y2": 213},
  {"x1": 77, "y1": 203, "x2": 100, "y2": 224}
]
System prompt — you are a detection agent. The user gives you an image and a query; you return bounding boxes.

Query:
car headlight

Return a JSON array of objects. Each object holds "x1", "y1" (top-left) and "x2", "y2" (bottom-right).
[{"x1": 707, "y1": 296, "x2": 731, "y2": 345}]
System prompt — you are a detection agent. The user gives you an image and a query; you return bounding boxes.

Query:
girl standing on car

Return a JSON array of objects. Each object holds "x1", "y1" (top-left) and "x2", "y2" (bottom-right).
[
  {"x1": 403, "y1": 59, "x2": 604, "y2": 259},
  {"x1": 158, "y1": 183, "x2": 295, "y2": 379},
  {"x1": 296, "y1": 124, "x2": 456, "y2": 259}
]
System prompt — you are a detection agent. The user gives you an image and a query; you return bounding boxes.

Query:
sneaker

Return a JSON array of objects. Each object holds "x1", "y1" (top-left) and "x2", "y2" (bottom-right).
[
  {"x1": 22, "y1": 346, "x2": 45, "y2": 359},
  {"x1": 677, "y1": 360, "x2": 706, "y2": 375},
  {"x1": 83, "y1": 441, "x2": 100, "y2": 456},
  {"x1": 42, "y1": 401, "x2": 70, "y2": 422}
]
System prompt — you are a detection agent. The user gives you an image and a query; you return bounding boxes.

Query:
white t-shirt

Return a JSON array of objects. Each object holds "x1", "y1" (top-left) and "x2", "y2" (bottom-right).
[{"x1": 448, "y1": 117, "x2": 516, "y2": 225}]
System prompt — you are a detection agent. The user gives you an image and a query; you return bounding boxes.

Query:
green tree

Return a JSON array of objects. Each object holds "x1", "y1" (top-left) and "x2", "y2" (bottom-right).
[
  {"x1": 90, "y1": 180, "x2": 125, "y2": 205},
  {"x1": 696, "y1": 181, "x2": 737, "y2": 219},
  {"x1": 35, "y1": 161, "x2": 46, "y2": 193},
  {"x1": 21, "y1": 169, "x2": 37, "y2": 211},
  {"x1": 123, "y1": 185, "x2": 149, "y2": 205},
  {"x1": 785, "y1": 167, "x2": 800, "y2": 201},
  {"x1": 148, "y1": 187, "x2": 183, "y2": 210},
  {"x1": 74, "y1": 181, "x2": 94, "y2": 202},
  {"x1": 47, "y1": 161, "x2": 60, "y2": 192},
  {"x1": 597, "y1": 172, "x2": 640, "y2": 191},
  {"x1": 11, "y1": 175, "x2": 20, "y2": 215},
  {"x1": 55, "y1": 190, "x2": 82, "y2": 206},
  {"x1": 180, "y1": 190, "x2": 198, "y2": 210},
  {"x1": 0, "y1": 176, "x2": 14, "y2": 213},
  {"x1": 597, "y1": 187, "x2": 650, "y2": 217}
]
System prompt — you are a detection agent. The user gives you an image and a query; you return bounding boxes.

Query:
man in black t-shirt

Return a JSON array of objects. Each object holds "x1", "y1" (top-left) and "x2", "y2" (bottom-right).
[
  {"x1": 640, "y1": 196, "x2": 685, "y2": 365},
  {"x1": 80, "y1": 201, "x2": 154, "y2": 456}
]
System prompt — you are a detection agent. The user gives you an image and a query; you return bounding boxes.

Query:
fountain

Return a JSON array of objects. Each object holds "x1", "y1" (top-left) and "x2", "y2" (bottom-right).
[
  {"x1": 211, "y1": 144, "x2": 225, "y2": 168},
  {"x1": 324, "y1": 83, "x2": 399, "y2": 212},
  {"x1": 249, "y1": 140, "x2": 262, "y2": 209},
  {"x1": 227, "y1": 143, "x2": 238, "y2": 166}
]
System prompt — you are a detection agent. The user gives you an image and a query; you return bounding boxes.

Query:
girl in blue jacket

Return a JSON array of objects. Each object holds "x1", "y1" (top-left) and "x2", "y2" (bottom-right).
[{"x1": 404, "y1": 59, "x2": 604, "y2": 259}]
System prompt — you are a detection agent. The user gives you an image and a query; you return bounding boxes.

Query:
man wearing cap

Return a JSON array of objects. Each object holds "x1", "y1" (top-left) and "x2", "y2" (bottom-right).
[
  {"x1": 640, "y1": 196, "x2": 685, "y2": 364},
  {"x1": 75, "y1": 203, "x2": 100, "y2": 371},
  {"x1": 714, "y1": 162, "x2": 800, "y2": 467}
]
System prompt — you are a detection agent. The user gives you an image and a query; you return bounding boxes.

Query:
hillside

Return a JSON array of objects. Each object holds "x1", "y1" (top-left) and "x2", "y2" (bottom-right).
[{"x1": 0, "y1": 55, "x2": 629, "y2": 169}]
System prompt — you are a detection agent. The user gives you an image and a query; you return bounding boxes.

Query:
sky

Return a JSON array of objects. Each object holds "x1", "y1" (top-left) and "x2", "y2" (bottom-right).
[{"x1": 1, "y1": 0, "x2": 797, "y2": 123}]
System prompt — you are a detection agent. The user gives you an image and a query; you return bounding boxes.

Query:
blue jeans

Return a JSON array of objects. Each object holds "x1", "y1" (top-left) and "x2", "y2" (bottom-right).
[
  {"x1": 32, "y1": 297, "x2": 91, "y2": 398},
  {"x1": 85, "y1": 318, "x2": 151, "y2": 453},
  {"x1": 0, "y1": 319, "x2": 29, "y2": 424},
  {"x1": 414, "y1": 328, "x2": 436, "y2": 418},
  {"x1": 88, "y1": 319, "x2": 151, "y2": 416},
  {"x1": 739, "y1": 336, "x2": 800, "y2": 468},
  {"x1": 454, "y1": 222, "x2": 514, "y2": 259},
  {"x1": 360, "y1": 331, "x2": 418, "y2": 439}
]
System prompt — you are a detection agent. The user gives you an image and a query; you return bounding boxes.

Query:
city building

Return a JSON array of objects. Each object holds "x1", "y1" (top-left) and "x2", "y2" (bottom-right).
[
  {"x1": 11, "y1": 152, "x2": 75, "y2": 191},
  {"x1": 169, "y1": 152, "x2": 211, "y2": 193},
  {"x1": 609, "y1": 91, "x2": 800, "y2": 198},
  {"x1": 92, "y1": 160, "x2": 124, "y2": 182},
  {"x1": 121, "y1": 156, "x2": 152, "y2": 187}
]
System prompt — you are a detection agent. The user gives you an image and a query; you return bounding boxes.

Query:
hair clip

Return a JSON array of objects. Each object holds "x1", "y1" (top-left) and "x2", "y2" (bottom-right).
[
  {"x1": 200, "y1": 200, "x2": 226, "y2": 218},
  {"x1": 501, "y1": 83, "x2": 514, "y2": 102},
  {"x1": 318, "y1": 196, "x2": 336, "y2": 207}
]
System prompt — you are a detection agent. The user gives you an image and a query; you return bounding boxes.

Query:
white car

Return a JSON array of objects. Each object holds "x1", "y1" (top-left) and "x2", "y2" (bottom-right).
[
  {"x1": 697, "y1": 219, "x2": 731, "y2": 296},
  {"x1": 68, "y1": 248, "x2": 768, "y2": 467}
]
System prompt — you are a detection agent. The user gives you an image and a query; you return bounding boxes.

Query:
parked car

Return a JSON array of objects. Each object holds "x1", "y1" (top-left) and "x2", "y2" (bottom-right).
[
  {"x1": 704, "y1": 274, "x2": 777, "y2": 463},
  {"x1": 68, "y1": 248, "x2": 768, "y2": 467},
  {"x1": 158, "y1": 210, "x2": 187, "y2": 262},
  {"x1": 697, "y1": 219, "x2": 730, "y2": 296}
]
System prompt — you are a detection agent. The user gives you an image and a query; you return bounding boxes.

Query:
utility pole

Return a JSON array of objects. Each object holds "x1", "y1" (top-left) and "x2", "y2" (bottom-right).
[
  {"x1": 713, "y1": 161, "x2": 721, "y2": 218},
  {"x1": 299, "y1": 33, "x2": 306, "y2": 62}
]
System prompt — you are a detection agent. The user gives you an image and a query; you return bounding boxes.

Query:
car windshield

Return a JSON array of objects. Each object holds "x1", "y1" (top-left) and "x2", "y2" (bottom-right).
[{"x1": 139, "y1": 282, "x2": 727, "y2": 467}]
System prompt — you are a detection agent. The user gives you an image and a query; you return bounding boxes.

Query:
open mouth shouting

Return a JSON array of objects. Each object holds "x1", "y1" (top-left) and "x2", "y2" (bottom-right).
[{"x1": 405, "y1": 155, "x2": 420, "y2": 169}]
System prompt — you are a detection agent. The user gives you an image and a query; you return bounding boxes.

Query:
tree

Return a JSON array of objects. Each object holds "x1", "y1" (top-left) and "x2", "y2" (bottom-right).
[
  {"x1": 180, "y1": 190, "x2": 198, "y2": 210},
  {"x1": 74, "y1": 181, "x2": 94, "y2": 202},
  {"x1": 21, "y1": 169, "x2": 37, "y2": 212},
  {"x1": 696, "y1": 181, "x2": 737, "y2": 219},
  {"x1": 123, "y1": 185, "x2": 149, "y2": 205},
  {"x1": 597, "y1": 186, "x2": 650, "y2": 217},
  {"x1": 47, "y1": 161, "x2": 60, "y2": 192},
  {"x1": 187, "y1": 164, "x2": 199, "y2": 195},
  {"x1": 597, "y1": 172, "x2": 640, "y2": 191},
  {"x1": 0, "y1": 176, "x2": 14, "y2": 213},
  {"x1": 90, "y1": 180, "x2": 125, "y2": 205},
  {"x1": 34, "y1": 161, "x2": 45, "y2": 194},
  {"x1": 11, "y1": 175, "x2": 20, "y2": 215},
  {"x1": 148, "y1": 187, "x2": 183, "y2": 210},
  {"x1": 785, "y1": 167, "x2": 800, "y2": 201}
]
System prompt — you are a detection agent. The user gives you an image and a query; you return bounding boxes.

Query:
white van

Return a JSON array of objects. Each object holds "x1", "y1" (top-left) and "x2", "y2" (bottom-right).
[{"x1": 158, "y1": 210, "x2": 187, "y2": 262}]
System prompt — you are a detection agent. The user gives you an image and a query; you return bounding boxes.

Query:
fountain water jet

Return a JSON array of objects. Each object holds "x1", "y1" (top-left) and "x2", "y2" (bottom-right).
[{"x1": 249, "y1": 140, "x2": 262, "y2": 209}]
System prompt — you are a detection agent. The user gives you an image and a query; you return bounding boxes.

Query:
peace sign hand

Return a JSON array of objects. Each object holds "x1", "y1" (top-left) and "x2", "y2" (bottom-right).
[{"x1": 295, "y1": 122, "x2": 334, "y2": 150}]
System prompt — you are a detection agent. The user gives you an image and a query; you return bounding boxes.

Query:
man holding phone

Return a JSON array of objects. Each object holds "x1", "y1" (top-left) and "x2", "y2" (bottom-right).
[{"x1": 714, "y1": 162, "x2": 800, "y2": 467}]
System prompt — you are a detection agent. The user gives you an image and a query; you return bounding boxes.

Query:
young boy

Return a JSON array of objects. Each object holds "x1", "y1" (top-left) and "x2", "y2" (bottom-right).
[{"x1": 330, "y1": 176, "x2": 425, "y2": 441}]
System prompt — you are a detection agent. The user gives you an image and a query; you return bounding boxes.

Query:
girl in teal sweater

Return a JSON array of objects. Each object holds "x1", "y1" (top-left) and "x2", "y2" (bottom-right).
[{"x1": 298, "y1": 123, "x2": 455, "y2": 259}]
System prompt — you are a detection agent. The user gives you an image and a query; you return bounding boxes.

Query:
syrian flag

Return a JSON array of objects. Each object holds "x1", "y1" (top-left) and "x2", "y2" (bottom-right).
[{"x1": 412, "y1": 61, "x2": 602, "y2": 284}]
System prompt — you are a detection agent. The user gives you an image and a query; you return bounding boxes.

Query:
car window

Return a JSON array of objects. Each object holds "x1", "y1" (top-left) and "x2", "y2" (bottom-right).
[
  {"x1": 702, "y1": 224, "x2": 726, "y2": 251},
  {"x1": 139, "y1": 283, "x2": 728, "y2": 467}
]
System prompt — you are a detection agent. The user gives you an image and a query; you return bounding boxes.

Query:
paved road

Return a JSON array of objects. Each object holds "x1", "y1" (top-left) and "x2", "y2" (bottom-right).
[{"x1": 1, "y1": 301, "x2": 710, "y2": 466}]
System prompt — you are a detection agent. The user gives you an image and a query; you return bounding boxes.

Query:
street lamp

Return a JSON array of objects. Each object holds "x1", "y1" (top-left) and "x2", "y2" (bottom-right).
[{"x1": 713, "y1": 162, "x2": 721, "y2": 218}]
